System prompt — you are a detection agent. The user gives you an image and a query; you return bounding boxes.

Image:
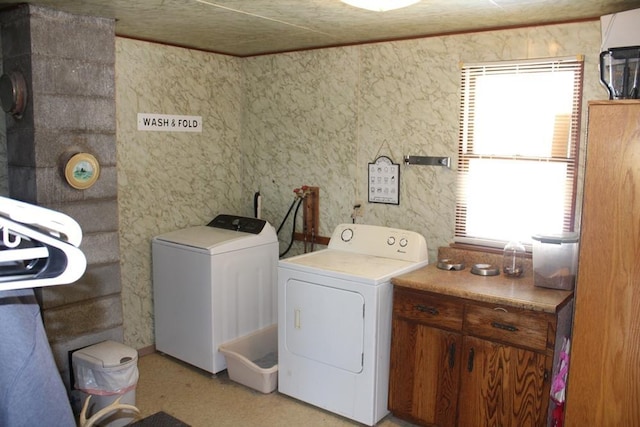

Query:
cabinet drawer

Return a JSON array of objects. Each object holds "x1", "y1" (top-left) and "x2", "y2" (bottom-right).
[
  {"x1": 464, "y1": 304, "x2": 551, "y2": 352},
  {"x1": 393, "y1": 288, "x2": 463, "y2": 331}
]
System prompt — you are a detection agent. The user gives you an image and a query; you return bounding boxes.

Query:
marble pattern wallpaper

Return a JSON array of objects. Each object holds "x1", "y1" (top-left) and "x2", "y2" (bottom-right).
[
  {"x1": 115, "y1": 39, "x2": 244, "y2": 347},
  {"x1": 116, "y1": 21, "x2": 604, "y2": 349}
]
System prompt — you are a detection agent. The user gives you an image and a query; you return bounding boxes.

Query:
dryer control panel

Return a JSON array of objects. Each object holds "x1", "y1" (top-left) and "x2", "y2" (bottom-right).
[{"x1": 328, "y1": 223, "x2": 428, "y2": 263}]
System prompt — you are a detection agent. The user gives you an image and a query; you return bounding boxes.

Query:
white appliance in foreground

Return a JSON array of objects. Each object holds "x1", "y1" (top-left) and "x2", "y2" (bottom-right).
[
  {"x1": 152, "y1": 214, "x2": 278, "y2": 374},
  {"x1": 278, "y1": 224, "x2": 428, "y2": 426}
]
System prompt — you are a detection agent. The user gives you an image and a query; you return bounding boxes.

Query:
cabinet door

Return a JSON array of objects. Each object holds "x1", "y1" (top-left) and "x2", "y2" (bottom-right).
[
  {"x1": 389, "y1": 316, "x2": 461, "y2": 427},
  {"x1": 458, "y1": 336, "x2": 548, "y2": 427},
  {"x1": 565, "y1": 101, "x2": 640, "y2": 426}
]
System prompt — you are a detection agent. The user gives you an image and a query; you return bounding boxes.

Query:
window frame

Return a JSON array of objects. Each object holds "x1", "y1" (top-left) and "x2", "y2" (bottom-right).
[{"x1": 454, "y1": 56, "x2": 584, "y2": 249}]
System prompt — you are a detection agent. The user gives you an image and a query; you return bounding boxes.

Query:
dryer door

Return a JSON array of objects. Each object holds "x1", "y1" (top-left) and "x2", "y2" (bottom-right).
[{"x1": 284, "y1": 279, "x2": 365, "y2": 373}]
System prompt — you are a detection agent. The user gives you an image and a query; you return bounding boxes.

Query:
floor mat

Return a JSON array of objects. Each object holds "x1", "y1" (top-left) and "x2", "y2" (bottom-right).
[{"x1": 130, "y1": 411, "x2": 190, "y2": 426}]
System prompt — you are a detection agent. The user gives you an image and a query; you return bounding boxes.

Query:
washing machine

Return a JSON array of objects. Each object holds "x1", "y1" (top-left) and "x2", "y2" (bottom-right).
[
  {"x1": 278, "y1": 223, "x2": 428, "y2": 426},
  {"x1": 152, "y1": 214, "x2": 278, "y2": 374}
]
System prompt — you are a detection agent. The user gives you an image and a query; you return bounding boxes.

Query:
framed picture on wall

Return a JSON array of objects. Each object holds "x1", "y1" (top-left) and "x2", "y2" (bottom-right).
[{"x1": 368, "y1": 156, "x2": 399, "y2": 205}]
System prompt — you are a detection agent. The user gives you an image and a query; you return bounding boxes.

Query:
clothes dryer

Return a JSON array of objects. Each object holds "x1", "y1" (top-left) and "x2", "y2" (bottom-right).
[{"x1": 278, "y1": 223, "x2": 428, "y2": 426}]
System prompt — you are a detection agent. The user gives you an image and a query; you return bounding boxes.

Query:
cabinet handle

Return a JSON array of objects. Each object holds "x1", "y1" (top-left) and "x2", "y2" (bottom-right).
[
  {"x1": 415, "y1": 304, "x2": 439, "y2": 315},
  {"x1": 467, "y1": 347, "x2": 475, "y2": 372},
  {"x1": 491, "y1": 321, "x2": 519, "y2": 332},
  {"x1": 448, "y1": 342, "x2": 456, "y2": 369}
]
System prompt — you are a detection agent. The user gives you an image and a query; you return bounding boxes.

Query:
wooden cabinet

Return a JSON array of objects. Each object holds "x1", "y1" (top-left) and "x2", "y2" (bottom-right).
[
  {"x1": 389, "y1": 287, "x2": 560, "y2": 427},
  {"x1": 457, "y1": 336, "x2": 548, "y2": 427},
  {"x1": 564, "y1": 101, "x2": 640, "y2": 426},
  {"x1": 389, "y1": 290, "x2": 463, "y2": 427}
]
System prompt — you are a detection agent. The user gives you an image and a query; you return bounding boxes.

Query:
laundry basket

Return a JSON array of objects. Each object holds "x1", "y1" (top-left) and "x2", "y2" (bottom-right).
[
  {"x1": 73, "y1": 340, "x2": 139, "y2": 427},
  {"x1": 219, "y1": 324, "x2": 278, "y2": 393}
]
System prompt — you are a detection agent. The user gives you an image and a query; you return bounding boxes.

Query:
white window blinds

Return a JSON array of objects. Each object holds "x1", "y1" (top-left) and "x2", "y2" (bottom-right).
[{"x1": 455, "y1": 56, "x2": 584, "y2": 248}]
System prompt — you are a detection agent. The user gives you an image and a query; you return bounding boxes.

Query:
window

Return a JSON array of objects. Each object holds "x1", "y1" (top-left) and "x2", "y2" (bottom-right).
[{"x1": 455, "y1": 56, "x2": 584, "y2": 248}]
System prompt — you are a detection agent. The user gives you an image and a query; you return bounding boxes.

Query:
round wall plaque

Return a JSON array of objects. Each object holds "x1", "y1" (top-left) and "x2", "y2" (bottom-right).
[{"x1": 64, "y1": 153, "x2": 100, "y2": 190}]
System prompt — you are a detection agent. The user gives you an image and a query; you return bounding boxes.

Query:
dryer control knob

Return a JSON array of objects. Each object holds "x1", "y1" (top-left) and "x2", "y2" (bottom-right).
[
  {"x1": 387, "y1": 236, "x2": 396, "y2": 245},
  {"x1": 341, "y1": 228, "x2": 354, "y2": 242},
  {"x1": 399, "y1": 238, "x2": 408, "y2": 247}
]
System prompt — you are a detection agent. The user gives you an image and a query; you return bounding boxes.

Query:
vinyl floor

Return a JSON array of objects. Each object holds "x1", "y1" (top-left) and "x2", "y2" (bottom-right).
[{"x1": 135, "y1": 352, "x2": 418, "y2": 427}]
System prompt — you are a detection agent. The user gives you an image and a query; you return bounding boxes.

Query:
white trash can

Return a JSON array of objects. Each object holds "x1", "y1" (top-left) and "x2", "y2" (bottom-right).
[{"x1": 73, "y1": 340, "x2": 139, "y2": 427}]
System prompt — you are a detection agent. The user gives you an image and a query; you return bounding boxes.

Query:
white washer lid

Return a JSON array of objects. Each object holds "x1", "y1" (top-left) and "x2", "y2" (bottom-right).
[{"x1": 153, "y1": 224, "x2": 276, "y2": 254}]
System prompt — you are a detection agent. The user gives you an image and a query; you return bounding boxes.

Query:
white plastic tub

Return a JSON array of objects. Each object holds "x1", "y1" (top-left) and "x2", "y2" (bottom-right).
[{"x1": 219, "y1": 324, "x2": 278, "y2": 393}]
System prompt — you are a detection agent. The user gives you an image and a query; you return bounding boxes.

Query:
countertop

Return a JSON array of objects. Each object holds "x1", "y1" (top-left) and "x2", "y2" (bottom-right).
[{"x1": 391, "y1": 263, "x2": 573, "y2": 314}]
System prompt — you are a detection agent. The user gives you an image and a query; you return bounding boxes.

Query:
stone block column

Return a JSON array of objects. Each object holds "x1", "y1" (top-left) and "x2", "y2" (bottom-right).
[{"x1": 0, "y1": 4, "x2": 121, "y2": 391}]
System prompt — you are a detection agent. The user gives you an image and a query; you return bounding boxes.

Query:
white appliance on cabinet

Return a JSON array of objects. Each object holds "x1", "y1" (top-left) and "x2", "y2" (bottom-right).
[
  {"x1": 152, "y1": 214, "x2": 278, "y2": 374},
  {"x1": 278, "y1": 223, "x2": 428, "y2": 426}
]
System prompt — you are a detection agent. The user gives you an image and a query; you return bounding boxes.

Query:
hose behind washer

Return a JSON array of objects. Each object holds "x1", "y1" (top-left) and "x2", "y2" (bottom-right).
[{"x1": 278, "y1": 197, "x2": 303, "y2": 258}]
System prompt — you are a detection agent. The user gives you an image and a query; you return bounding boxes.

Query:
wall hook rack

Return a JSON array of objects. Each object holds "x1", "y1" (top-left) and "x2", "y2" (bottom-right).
[{"x1": 404, "y1": 155, "x2": 451, "y2": 168}]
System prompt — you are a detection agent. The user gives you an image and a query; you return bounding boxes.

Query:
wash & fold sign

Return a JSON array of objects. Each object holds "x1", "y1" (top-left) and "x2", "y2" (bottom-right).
[{"x1": 137, "y1": 113, "x2": 202, "y2": 132}]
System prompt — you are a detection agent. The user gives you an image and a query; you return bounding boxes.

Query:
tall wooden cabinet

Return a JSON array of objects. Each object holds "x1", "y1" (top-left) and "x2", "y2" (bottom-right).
[{"x1": 565, "y1": 101, "x2": 640, "y2": 425}]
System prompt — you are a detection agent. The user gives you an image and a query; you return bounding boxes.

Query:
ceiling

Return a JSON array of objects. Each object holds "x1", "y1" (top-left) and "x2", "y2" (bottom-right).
[{"x1": 1, "y1": 0, "x2": 639, "y2": 57}]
